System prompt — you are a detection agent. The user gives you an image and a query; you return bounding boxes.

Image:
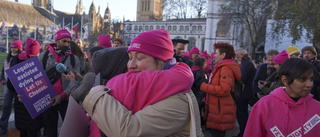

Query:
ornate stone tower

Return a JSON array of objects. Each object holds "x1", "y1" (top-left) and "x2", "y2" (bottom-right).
[
  {"x1": 88, "y1": 2, "x2": 96, "y2": 34},
  {"x1": 103, "y1": 5, "x2": 111, "y2": 34},
  {"x1": 204, "y1": 0, "x2": 239, "y2": 53},
  {"x1": 46, "y1": 0, "x2": 53, "y2": 12},
  {"x1": 32, "y1": 0, "x2": 49, "y2": 7},
  {"x1": 136, "y1": 0, "x2": 164, "y2": 21},
  {"x1": 75, "y1": 0, "x2": 85, "y2": 14}
]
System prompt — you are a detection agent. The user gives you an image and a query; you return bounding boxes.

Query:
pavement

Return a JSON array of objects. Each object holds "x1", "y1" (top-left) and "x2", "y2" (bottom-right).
[
  {"x1": 0, "y1": 110, "x2": 63, "y2": 137},
  {"x1": 0, "y1": 107, "x2": 246, "y2": 137}
]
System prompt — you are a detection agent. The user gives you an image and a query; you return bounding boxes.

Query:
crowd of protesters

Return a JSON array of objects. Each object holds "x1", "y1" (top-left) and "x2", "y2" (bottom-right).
[{"x1": 0, "y1": 28, "x2": 319, "y2": 137}]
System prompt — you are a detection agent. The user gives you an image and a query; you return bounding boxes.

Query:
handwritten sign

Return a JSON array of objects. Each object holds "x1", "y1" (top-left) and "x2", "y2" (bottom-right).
[{"x1": 6, "y1": 56, "x2": 57, "y2": 119}]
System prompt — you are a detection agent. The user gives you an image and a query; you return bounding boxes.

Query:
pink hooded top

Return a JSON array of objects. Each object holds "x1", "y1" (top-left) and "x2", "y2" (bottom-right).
[
  {"x1": 244, "y1": 87, "x2": 320, "y2": 137},
  {"x1": 107, "y1": 62, "x2": 194, "y2": 114}
]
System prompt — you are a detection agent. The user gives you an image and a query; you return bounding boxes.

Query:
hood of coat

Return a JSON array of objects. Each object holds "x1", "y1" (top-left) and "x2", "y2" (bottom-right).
[
  {"x1": 270, "y1": 87, "x2": 313, "y2": 106},
  {"x1": 217, "y1": 61, "x2": 241, "y2": 81}
]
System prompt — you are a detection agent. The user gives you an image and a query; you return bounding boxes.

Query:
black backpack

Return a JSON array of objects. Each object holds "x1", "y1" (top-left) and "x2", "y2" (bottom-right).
[
  {"x1": 222, "y1": 66, "x2": 244, "y2": 102},
  {"x1": 232, "y1": 80, "x2": 244, "y2": 102},
  {"x1": 42, "y1": 51, "x2": 75, "y2": 84}
]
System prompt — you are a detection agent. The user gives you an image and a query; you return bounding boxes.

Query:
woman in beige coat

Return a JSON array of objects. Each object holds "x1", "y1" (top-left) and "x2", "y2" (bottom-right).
[{"x1": 83, "y1": 29, "x2": 203, "y2": 137}]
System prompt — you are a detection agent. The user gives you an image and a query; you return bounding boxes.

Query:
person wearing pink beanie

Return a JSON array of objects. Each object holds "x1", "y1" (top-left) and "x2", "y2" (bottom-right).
[
  {"x1": 98, "y1": 34, "x2": 112, "y2": 48},
  {"x1": 13, "y1": 38, "x2": 43, "y2": 137},
  {"x1": 10, "y1": 40, "x2": 23, "y2": 51},
  {"x1": 258, "y1": 50, "x2": 290, "y2": 97},
  {"x1": 200, "y1": 50, "x2": 209, "y2": 60},
  {"x1": 273, "y1": 50, "x2": 290, "y2": 65},
  {"x1": 55, "y1": 29, "x2": 72, "y2": 41},
  {"x1": 181, "y1": 51, "x2": 192, "y2": 60},
  {"x1": 18, "y1": 38, "x2": 40, "y2": 60},
  {"x1": 200, "y1": 50, "x2": 212, "y2": 74},
  {"x1": 0, "y1": 40, "x2": 23, "y2": 134},
  {"x1": 190, "y1": 46, "x2": 200, "y2": 60},
  {"x1": 82, "y1": 29, "x2": 204, "y2": 136},
  {"x1": 127, "y1": 29, "x2": 174, "y2": 62},
  {"x1": 39, "y1": 29, "x2": 80, "y2": 137}
]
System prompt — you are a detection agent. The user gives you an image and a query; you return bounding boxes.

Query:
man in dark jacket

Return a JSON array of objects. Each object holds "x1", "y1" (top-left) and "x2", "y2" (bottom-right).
[
  {"x1": 253, "y1": 49, "x2": 278, "y2": 98},
  {"x1": 302, "y1": 46, "x2": 320, "y2": 101},
  {"x1": 39, "y1": 29, "x2": 80, "y2": 137},
  {"x1": 172, "y1": 39, "x2": 193, "y2": 68},
  {"x1": 235, "y1": 48, "x2": 256, "y2": 137}
]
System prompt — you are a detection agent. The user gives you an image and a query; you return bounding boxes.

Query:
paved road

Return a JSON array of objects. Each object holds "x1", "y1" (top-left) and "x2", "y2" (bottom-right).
[{"x1": 0, "y1": 110, "x2": 241, "y2": 137}]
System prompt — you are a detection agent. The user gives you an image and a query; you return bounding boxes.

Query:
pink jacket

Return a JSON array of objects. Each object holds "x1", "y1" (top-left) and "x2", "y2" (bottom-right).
[
  {"x1": 48, "y1": 43, "x2": 71, "y2": 100},
  {"x1": 107, "y1": 62, "x2": 194, "y2": 114},
  {"x1": 244, "y1": 87, "x2": 320, "y2": 137}
]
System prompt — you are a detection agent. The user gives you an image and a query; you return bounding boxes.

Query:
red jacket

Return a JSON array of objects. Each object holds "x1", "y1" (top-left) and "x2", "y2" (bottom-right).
[{"x1": 200, "y1": 61, "x2": 241, "y2": 131}]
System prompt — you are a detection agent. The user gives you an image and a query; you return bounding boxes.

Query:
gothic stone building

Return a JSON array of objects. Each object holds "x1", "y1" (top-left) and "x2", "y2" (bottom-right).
[{"x1": 0, "y1": 0, "x2": 122, "y2": 50}]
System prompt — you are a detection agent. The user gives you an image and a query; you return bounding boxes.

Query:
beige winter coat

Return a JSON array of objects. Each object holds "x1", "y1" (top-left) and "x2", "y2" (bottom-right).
[{"x1": 83, "y1": 85, "x2": 204, "y2": 137}]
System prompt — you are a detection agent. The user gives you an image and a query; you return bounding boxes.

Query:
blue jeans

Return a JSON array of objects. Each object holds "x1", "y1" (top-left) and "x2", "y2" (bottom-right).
[{"x1": 0, "y1": 85, "x2": 16, "y2": 130}]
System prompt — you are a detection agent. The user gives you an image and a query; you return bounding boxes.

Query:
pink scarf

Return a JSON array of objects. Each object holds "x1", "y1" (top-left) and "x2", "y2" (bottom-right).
[
  {"x1": 48, "y1": 43, "x2": 72, "y2": 100},
  {"x1": 192, "y1": 65, "x2": 201, "y2": 71},
  {"x1": 107, "y1": 62, "x2": 194, "y2": 114}
]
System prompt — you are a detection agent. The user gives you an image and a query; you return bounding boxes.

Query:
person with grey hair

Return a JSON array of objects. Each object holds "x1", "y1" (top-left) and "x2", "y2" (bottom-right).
[
  {"x1": 252, "y1": 49, "x2": 279, "y2": 104},
  {"x1": 40, "y1": 40, "x2": 53, "y2": 52},
  {"x1": 235, "y1": 48, "x2": 256, "y2": 137}
]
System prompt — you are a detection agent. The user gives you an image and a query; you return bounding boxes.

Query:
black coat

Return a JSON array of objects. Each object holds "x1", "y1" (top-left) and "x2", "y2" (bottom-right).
[
  {"x1": 174, "y1": 55, "x2": 194, "y2": 68},
  {"x1": 252, "y1": 63, "x2": 276, "y2": 95},
  {"x1": 14, "y1": 57, "x2": 44, "y2": 132},
  {"x1": 309, "y1": 58, "x2": 320, "y2": 101},
  {"x1": 14, "y1": 97, "x2": 43, "y2": 132},
  {"x1": 191, "y1": 69, "x2": 208, "y2": 105},
  {"x1": 240, "y1": 57, "x2": 256, "y2": 99}
]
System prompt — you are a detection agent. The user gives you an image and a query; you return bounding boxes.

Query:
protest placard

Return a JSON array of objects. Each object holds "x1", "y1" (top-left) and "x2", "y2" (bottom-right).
[
  {"x1": 5, "y1": 56, "x2": 57, "y2": 119},
  {"x1": 59, "y1": 96, "x2": 89, "y2": 137}
]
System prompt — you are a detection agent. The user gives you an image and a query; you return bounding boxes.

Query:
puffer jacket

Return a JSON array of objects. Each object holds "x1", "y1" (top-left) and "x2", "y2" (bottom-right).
[
  {"x1": 83, "y1": 86, "x2": 204, "y2": 137},
  {"x1": 200, "y1": 61, "x2": 241, "y2": 131}
]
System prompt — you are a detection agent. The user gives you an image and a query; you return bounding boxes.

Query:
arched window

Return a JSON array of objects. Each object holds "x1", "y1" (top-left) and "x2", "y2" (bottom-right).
[
  {"x1": 156, "y1": 25, "x2": 160, "y2": 29},
  {"x1": 161, "y1": 25, "x2": 165, "y2": 29},
  {"x1": 145, "y1": 26, "x2": 149, "y2": 31},
  {"x1": 142, "y1": 1, "x2": 145, "y2": 11},
  {"x1": 198, "y1": 26, "x2": 202, "y2": 31},
  {"x1": 127, "y1": 26, "x2": 132, "y2": 31},
  {"x1": 217, "y1": 20, "x2": 230, "y2": 37},
  {"x1": 168, "y1": 26, "x2": 172, "y2": 31},
  {"x1": 180, "y1": 26, "x2": 184, "y2": 31},
  {"x1": 192, "y1": 26, "x2": 197, "y2": 31},
  {"x1": 201, "y1": 38, "x2": 205, "y2": 51},
  {"x1": 185, "y1": 26, "x2": 189, "y2": 31},
  {"x1": 134, "y1": 26, "x2": 138, "y2": 31},
  {"x1": 173, "y1": 26, "x2": 177, "y2": 31},
  {"x1": 188, "y1": 37, "x2": 196, "y2": 51},
  {"x1": 139, "y1": 26, "x2": 143, "y2": 31},
  {"x1": 150, "y1": 26, "x2": 154, "y2": 30}
]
